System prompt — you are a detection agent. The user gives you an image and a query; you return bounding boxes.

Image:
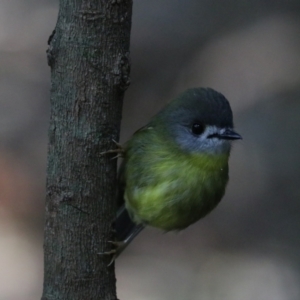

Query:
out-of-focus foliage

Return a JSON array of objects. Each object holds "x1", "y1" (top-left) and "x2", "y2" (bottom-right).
[{"x1": 0, "y1": 1, "x2": 299, "y2": 299}]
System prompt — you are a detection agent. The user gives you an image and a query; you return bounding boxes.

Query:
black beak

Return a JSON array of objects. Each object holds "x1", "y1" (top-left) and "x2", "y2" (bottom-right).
[
  {"x1": 219, "y1": 129, "x2": 242, "y2": 140},
  {"x1": 208, "y1": 129, "x2": 242, "y2": 140}
]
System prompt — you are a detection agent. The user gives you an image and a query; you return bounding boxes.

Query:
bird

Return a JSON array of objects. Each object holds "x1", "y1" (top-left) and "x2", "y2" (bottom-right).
[{"x1": 104, "y1": 87, "x2": 241, "y2": 263}]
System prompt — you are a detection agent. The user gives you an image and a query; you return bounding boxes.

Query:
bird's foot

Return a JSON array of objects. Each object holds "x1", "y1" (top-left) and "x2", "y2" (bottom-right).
[
  {"x1": 100, "y1": 139, "x2": 125, "y2": 159},
  {"x1": 99, "y1": 240, "x2": 126, "y2": 266}
]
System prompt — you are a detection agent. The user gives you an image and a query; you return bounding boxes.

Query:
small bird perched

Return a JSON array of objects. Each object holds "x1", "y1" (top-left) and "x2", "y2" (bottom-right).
[{"x1": 106, "y1": 87, "x2": 241, "y2": 262}]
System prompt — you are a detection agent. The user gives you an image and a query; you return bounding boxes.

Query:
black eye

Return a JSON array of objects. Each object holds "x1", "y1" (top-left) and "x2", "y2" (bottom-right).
[{"x1": 192, "y1": 123, "x2": 205, "y2": 135}]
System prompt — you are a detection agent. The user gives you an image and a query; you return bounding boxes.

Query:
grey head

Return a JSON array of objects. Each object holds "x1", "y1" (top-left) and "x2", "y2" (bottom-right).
[{"x1": 152, "y1": 88, "x2": 242, "y2": 155}]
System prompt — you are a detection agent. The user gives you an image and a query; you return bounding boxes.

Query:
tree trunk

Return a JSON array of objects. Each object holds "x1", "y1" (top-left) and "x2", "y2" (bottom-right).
[{"x1": 41, "y1": 1, "x2": 132, "y2": 299}]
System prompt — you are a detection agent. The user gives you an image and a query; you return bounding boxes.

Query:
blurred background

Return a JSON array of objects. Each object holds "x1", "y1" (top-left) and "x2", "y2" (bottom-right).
[{"x1": 0, "y1": 0, "x2": 300, "y2": 299}]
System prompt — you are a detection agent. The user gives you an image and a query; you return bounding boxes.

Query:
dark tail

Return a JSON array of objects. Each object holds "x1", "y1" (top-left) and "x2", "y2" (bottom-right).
[
  {"x1": 116, "y1": 205, "x2": 138, "y2": 241},
  {"x1": 113, "y1": 205, "x2": 145, "y2": 259}
]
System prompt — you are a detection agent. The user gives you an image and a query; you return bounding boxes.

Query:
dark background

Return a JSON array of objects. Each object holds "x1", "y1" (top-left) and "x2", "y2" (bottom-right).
[{"x1": 0, "y1": 1, "x2": 300, "y2": 299}]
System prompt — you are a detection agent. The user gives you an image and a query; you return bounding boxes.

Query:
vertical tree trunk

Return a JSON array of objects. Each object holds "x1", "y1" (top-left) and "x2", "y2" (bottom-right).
[{"x1": 42, "y1": 1, "x2": 132, "y2": 299}]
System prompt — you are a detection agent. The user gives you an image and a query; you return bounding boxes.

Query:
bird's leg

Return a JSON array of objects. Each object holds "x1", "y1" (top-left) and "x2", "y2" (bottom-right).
[
  {"x1": 100, "y1": 139, "x2": 125, "y2": 159},
  {"x1": 100, "y1": 224, "x2": 145, "y2": 266},
  {"x1": 101, "y1": 241, "x2": 127, "y2": 266}
]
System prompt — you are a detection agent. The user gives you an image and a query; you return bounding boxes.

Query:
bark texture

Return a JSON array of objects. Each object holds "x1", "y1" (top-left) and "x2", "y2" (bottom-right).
[{"x1": 42, "y1": 1, "x2": 132, "y2": 299}]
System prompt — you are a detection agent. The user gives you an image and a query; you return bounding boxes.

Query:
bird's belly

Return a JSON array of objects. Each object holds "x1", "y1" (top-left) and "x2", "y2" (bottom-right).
[{"x1": 125, "y1": 170, "x2": 227, "y2": 231}]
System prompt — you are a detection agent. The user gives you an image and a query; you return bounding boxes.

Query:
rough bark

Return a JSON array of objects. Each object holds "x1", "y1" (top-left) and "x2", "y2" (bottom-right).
[{"x1": 41, "y1": 1, "x2": 132, "y2": 299}]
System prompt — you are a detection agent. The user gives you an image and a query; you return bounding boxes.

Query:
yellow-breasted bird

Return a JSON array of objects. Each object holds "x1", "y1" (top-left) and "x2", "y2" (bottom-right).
[{"x1": 106, "y1": 87, "x2": 241, "y2": 262}]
